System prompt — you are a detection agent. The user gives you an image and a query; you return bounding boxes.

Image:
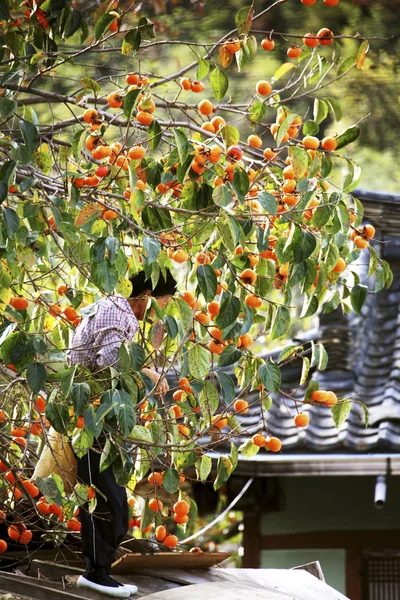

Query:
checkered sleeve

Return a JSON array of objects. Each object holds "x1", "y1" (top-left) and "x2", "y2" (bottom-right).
[{"x1": 93, "y1": 297, "x2": 139, "y2": 369}]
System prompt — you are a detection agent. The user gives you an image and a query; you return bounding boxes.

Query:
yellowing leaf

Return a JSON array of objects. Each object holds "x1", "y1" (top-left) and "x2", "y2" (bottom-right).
[
  {"x1": 356, "y1": 40, "x2": 369, "y2": 69},
  {"x1": 75, "y1": 203, "x2": 102, "y2": 227},
  {"x1": 116, "y1": 279, "x2": 133, "y2": 298},
  {"x1": 44, "y1": 315, "x2": 56, "y2": 332}
]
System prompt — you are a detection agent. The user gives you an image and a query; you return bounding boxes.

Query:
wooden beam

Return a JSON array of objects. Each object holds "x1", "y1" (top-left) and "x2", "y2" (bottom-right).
[
  {"x1": 345, "y1": 549, "x2": 362, "y2": 600},
  {"x1": 242, "y1": 512, "x2": 261, "y2": 568},
  {"x1": 262, "y1": 529, "x2": 400, "y2": 549}
]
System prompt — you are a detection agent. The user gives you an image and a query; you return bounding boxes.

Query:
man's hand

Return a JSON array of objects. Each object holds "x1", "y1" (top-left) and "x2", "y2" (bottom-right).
[{"x1": 142, "y1": 368, "x2": 169, "y2": 395}]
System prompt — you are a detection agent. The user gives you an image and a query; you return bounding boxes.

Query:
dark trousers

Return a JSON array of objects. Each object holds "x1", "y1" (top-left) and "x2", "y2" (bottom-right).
[{"x1": 76, "y1": 448, "x2": 129, "y2": 568}]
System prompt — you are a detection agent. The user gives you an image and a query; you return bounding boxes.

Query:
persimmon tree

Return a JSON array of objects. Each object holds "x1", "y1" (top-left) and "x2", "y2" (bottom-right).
[{"x1": 0, "y1": 0, "x2": 393, "y2": 554}]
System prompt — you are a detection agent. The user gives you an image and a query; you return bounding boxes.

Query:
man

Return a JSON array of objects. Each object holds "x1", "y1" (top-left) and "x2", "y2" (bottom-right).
[{"x1": 68, "y1": 270, "x2": 176, "y2": 598}]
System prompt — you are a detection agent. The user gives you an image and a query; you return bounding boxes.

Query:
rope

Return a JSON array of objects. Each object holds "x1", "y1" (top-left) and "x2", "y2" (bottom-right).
[{"x1": 181, "y1": 477, "x2": 254, "y2": 544}]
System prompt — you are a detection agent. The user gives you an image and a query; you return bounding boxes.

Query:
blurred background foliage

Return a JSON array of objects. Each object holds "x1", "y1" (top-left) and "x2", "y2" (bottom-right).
[
  {"x1": 119, "y1": 0, "x2": 398, "y2": 193},
  {"x1": 36, "y1": 1, "x2": 399, "y2": 192}
]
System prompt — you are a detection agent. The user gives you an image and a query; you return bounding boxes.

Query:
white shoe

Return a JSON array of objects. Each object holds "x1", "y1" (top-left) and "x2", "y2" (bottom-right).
[
  {"x1": 77, "y1": 575, "x2": 131, "y2": 598},
  {"x1": 121, "y1": 583, "x2": 138, "y2": 596}
]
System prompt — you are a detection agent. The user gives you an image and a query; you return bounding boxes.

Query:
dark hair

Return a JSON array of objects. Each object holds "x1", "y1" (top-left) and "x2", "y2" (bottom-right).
[{"x1": 129, "y1": 269, "x2": 177, "y2": 298}]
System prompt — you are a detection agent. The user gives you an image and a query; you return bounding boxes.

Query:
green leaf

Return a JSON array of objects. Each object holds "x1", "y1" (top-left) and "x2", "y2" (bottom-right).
[
  {"x1": 218, "y1": 345, "x2": 241, "y2": 367},
  {"x1": 277, "y1": 344, "x2": 301, "y2": 364},
  {"x1": 258, "y1": 361, "x2": 281, "y2": 393},
  {"x1": 231, "y1": 167, "x2": 249, "y2": 202},
  {"x1": 300, "y1": 295, "x2": 319, "y2": 319},
  {"x1": 350, "y1": 284, "x2": 368, "y2": 315},
  {"x1": 121, "y1": 28, "x2": 141, "y2": 55},
  {"x1": 304, "y1": 378, "x2": 319, "y2": 402},
  {"x1": 273, "y1": 62, "x2": 295, "y2": 81},
  {"x1": 302, "y1": 120, "x2": 319, "y2": 136},
  {"x1": 213, "y1": 183, "x2": 233, "y2": 208},
  {"x1": 276, "y1": 113, "x2": 297, "y2": 147},
  {"x1": 84, "y1": 405, "x2": 103, "y2": 437},
  {"x1": 0, "y1": 0, "x2": 9, "y2": 20},
  {"x1": 143, "y1": 236, "x2": 160, "y2": 264},
  {"x1": 337, "y1": 55, "x2": 356, "y2": 77},
  {"x1": 323, "y1": 290, "x2": 341, "y2": 314},
  {"x1": 36, "y1": 477, "x2": 62, "y2": 506},
  {"x1": 162, "y1": 469, "x2": 180, "y2": 494},
  {"x1": 0, "y1": 97, "x2": 17, "y2": 119},
  {"x1": 235, "y1": 5, "x2": 253, "y2": 35},
  {"x1": 271, "y1": 305, "x2": 291, "y2": 339},
  {"x1": 174, "y1": 129, "x2": 189, "y2": 166},
  {"x1": 249, "y1": 101, "x2": 266, "y2": 122},
  {"x1": 214, "y1": 456, "x2": 232, "y2": 490},
  {"x1": 196, "y1": 56, "x2": 210, "y2": 80},
  {"x1": 238, "y1": 439, "x2": 259, "y2": 458},
  {"x1": 324, "y1": 243, "x2": 339, "y2": 272},
  {"x1": 258, "y1": 191, "x2": 277, "y2": 216},
  {"x1": 148, "y1": 119, "x2": 162, "y2": 151},
  {"x1": 198, "y1": 455, "x2": 212, "y2": 481},
  {"x1": 215, "y1": 294, "x2": 240, "y2": 329},
  {"x1": 188, "y1": 344, "x2": 210, "y2": 379},
  {"x1": 71, "y1": 382, "x2": 90, "y2": 416},
  {"x1": 215, "y1": 372, "x2": 235, "y2": 405},
  {"x1": 199, "y1": 380, "x2": 220, "y2": 424},
  {"x1": 210, "y1": 67, "x2": 229, "y2": 101},
  {"x1": 26, "y1": 362, "x2": 47, "y2": 395},
  {"x1": 294, "y1": 231, "x2": 317, "y2": 264},
  {"x1": 118, "y1": 402, "x2": 136, "y2": 437},
  {"x1": 197, "y1": 264, "x2": 217, "y2": 302},
  {"x1": 46, "y1": 402, "x2": 70, "y2": 435},
  {"x1": 123, "y1": 88, "x2": 141, "y2": 120},
  {"x1": 310, "y1": 204, "x2": 331, "y2": 227},
  {"x1": 94, "y1": 12, "x2": 116, "y2": 41},
  {"x1": 335, "y1": 125, "x2": 360, "y2": 150},
  {"x1": 318, "y1": 343, "x2": 329, "y2": 370},
  {"x1": 220, "y1": 125, "x2": 240, "y2": 147},
  {"x1": 331, "y1": 400, "x2": 352, "y2": 430},
  {"x1": 3, "y1": 207, "x2": 19, "y2": 238},
  {"x1": 325, "y1": 97, "x2": 343, "y2": 121},
  {"x1": 313, "y1": 98, "x2": 329, "y2": 124},
  {"x1": 300, "y1": 356, "x2": 310, "y2": 385},
  {"x1": 288, "y1": 146, "x2": 308, "y2": 179},
  {"x1": 81, "y1": 77, "x2": 101, "y2": 94}
]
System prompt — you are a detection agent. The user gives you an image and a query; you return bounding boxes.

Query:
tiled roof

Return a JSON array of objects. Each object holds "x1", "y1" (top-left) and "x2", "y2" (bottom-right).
[{"x1": 232, "y1": 191, "x2": 400, "y2": 453}]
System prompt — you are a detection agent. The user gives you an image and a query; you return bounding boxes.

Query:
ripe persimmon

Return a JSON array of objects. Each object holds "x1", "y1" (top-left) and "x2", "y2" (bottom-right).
[
  {"x1": 103, "y1": 209, "x2": 118, "y2": 220},
  {"x1": 363, "y1": 224, "x2": 375, "y2": 239},
  {"x1": 174, "y1": 514, "x2": 189, "y2": 524},
  {"x1": 317, "y1": 28, "x2": 335, "y2": 45},
  {"x1": 239, "y1": 333, "x2": 253, "y2": 348},
  {"x1": 333, "y1": 257, "x2": 346, "y2": 273},
  {"x1": 301, "y1": 0, "x2": 317, "y2": 4},
  {"x1": 83, "y1": 108, "x2": 98, "y2": 124},
  {"x1": 9, "y1": 297, "x2": 29, "y2": 311},
  {"x1": 63, "y1": 306, "x2": 77, "y2": 322},
  {"x1": 302, "y1": 136, "x2": 320, "y2": 150},
  {"x1": 155, "y1": 525, "x2": 167, "y2": 541},
  {"x1": 266, "y1": 436, "x2": 282, "y2": 452},
  {"x1": 248, "y1": 134, "x2": 262, "y2": 149},
  {"x1": 256, "y1": 80, "x2": 272, "y2": 96},
  {"x1": 252, "y1": 433, "x2": 266, "y2": 447},
  {"x1": 354, "y1": 235, "x2": 369, "y2": 249},
  {"x1": 190, "y1": 81, "x2": 204, "y2": 93},
  {"x1": 261, "y1": 38, "x2": 275, "y2": 51},
  {"x1": 303, "y1": 33, "x2": 319, "y2": 48},
  {"x1": 92, "y1": 145, "x2": 112, "y2": 160},
  {"x1": 263, "y1": 148, "x2": 276, "y2": 160},
  {"x1": 67, "y1": 518, "x2": 81, "y2": 531},
  {"x1": 198, "y1": 99, "x2": 214, "y2": 116},
  {"x1": 128, "y1": 146, "x2": 146, "y2": 160},
  {"x1": 136, "y1": 111, "x2": 154, "y2": 125},
  {"x1": 234, "y1": 399, "x2": 249, "y2": 414},
  {"x1": 322, "y1": 136, "x2": 338, "y2": 151},
  {"x1": 195, "y1": 311, "x2": 210, "y2": 325},
  {"x1": 173, "y1": 500, "x2": 190, "y2": 516},
  {"x1": 294, "y1": 413, "x2": 309, "y2": 427},
  {"x1": 172, "y1": 249, "x2": 188, "y2": 263},
  {"x1": 207, "y1": 301, "x2": 220, "y2": 316},
  {"x1": 163, "y1": 534, "x2": 178, "y2": 548},
  {"x1": 180, "y1": 77, "x2": 191, "y2": 90},
  {"x1": 149, "y1": 498, "x2": 163, "y2": 512},
  {"x1": 287, "y1": 46, "x2": 302, "y2": 59},
  {"x1": 107, "y1": 91, "x2": 123, "y2": 108},
  {"x1": 177, "y1": 424, "x2": 190, "y2": 436},
  {"x1": 0, "y1": 540, "x2": 7, "y2": 553},
  {"x1": 240, "y1": 269, "x2": 257, "y2": 285},
  {"x1": 245, "y1": 294, "x2": 262, "y2": 308},
  {"x1": 148, "y1": 472, "x2": 163, "y2": 487}
]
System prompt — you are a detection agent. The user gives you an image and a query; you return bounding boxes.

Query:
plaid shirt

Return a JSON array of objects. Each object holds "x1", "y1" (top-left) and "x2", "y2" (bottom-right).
[{"x1": 68, "y1": 295, "x2": 139, "y2": 371}]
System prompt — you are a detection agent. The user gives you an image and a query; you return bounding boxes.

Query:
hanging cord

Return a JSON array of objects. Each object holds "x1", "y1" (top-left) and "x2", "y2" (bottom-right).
[{"x1": 181, "y1": 477, "x2": 254, "y2": 544}]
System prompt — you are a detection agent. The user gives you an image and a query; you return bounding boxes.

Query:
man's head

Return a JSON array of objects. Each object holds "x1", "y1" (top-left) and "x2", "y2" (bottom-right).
[{"x1": 128, "y1": 270, "x2": 177, "y2": 320}]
